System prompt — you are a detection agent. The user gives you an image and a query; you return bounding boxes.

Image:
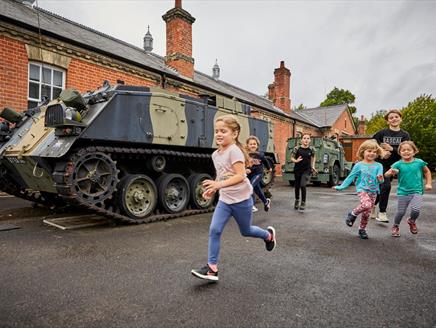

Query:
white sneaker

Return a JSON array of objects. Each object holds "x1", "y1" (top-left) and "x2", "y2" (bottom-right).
[
  {"x1": 376, "y1": 212, "x2": 389, "y2": 223},
  {"x1": 252, "y1": 206, "x2": 258, "y2": 213},
  {"x1": 369, "y1": 207, "x2": 377, "y2": 219}
]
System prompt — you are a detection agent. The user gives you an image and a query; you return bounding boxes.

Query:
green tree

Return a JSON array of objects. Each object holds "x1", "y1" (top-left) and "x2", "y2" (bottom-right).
[
  {"x1": 294, "y1": 103, "x2": 306, "y2": 110},
  {"x1": 320, "y1": 87, "x2": 357, "y2": 115},
  {"x1": 401, "y1": 94, "x2": 436, "y2": 171},
  {"x1": 366, "y1": 110, "x2": 388, "y2": 135}
]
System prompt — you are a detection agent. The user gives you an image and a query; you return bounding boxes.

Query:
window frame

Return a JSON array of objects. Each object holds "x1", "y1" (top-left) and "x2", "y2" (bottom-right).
[{"x1": 27, "y1": 62, "x2": 66, "y2": 108}]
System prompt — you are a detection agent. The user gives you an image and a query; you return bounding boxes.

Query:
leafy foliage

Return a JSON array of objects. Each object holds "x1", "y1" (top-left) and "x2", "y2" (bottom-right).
[
  {"x1": 401, "y1": 94, "x2": 436, "y2": 170},
  {"x1": 366, "y1": 110, "x2": 388, "y2": 135},
  {"x1": 294, "y1": 104, "x2": 306, "y2": 110},
  {"x1": 320, "y1": 87, "x2": 357, "y2": 114}
]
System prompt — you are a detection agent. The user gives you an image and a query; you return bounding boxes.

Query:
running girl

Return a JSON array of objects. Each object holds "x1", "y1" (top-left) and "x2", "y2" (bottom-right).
[
  {"x1": 246, "y1": 136, "x2": 272, "y2": 212},
  {"x1": 333, "y1": 140, "x2": 384, "y2": 239},
  {"x1": 191, "y1": 115, "x2": 276, "y2": 282},
  {"x1": 290, "y1": 133, "x2": 317, "y2": 211},
  {"x1": 385, "y1": 141, "x2": 432, "y2": 237}
]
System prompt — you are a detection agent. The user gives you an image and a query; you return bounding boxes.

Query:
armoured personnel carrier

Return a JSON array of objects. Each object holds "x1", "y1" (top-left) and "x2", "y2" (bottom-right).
[
  {"x1": 0, "y1": 82, "x2": 277, "y2": 224},
  {"x1": 282, "y1": 136, "x2": 352, "y2": 187}
]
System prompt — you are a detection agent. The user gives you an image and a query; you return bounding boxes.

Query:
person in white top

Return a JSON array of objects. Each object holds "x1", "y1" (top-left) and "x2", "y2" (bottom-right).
[{"x1": 191, "y1": 115, "x2": 276, "y2": 282}]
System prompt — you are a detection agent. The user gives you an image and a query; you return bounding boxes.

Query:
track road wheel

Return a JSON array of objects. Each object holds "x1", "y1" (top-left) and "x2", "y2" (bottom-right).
[
  {"x1": 188, "y1": 173, "x2": 214, "y2": 209},
  {"x1": 157, "y1": 173, "x2": 189, "y2": 213},
  {"x1": 118, "y1": 175, "x2": 157, "y2": 219},
  {"x1": 260, "y1": 157, "x2": 275, "y2": 188},
  {"x1": 328, "y1": 164, "x2": 340, "y2": 187}
]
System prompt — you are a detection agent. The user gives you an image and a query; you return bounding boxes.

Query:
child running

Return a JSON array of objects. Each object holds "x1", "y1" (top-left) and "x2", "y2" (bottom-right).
[
  {"x1": 246, "y1": 135, "x2": 272, "y2": 213},
  {"x1": 372, "y1": 109, "x2": 410, "y2": 222},
  {"x1": 290, "y1": 133, "x2": 317, "y2": 211},
  {"x1": 384, "y1": 141, "x2": 432, "y2": 237},
  {"x1": 333, "y1": 140, "x2": 384, "y2": 239},
  {"x1": 191, "y1": 115, "x2": 276, "y2": 282}
]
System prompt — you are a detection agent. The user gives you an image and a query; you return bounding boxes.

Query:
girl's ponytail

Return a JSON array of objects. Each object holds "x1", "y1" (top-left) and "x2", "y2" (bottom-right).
[{"x1": 235, "y1": 139, "x2": 250, "y2": 167}]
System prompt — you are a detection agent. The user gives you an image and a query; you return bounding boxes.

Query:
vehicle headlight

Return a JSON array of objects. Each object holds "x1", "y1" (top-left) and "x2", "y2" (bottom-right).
[{"x1": 65, "y1": 107, "x2": 81, "y2": 121}]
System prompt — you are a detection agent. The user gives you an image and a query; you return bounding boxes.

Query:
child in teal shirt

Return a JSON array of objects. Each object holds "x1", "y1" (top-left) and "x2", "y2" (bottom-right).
[
  {"x1": 385, "y1": 141, "x2": 432, "y2": 237},
  {"x1": 333, "y1": 140, "x2": 384, "y2": 239}
]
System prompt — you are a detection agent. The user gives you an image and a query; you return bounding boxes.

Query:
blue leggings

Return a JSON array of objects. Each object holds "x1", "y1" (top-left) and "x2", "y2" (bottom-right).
[
  {"x1": 250, "y1": 173, "x2": 268, "y2": 205},
  {"x1": 208, "y1": 198, "x2": 270, "y2": 265}
]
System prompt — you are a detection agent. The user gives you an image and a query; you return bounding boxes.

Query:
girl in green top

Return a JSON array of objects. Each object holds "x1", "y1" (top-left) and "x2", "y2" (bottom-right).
[{"x1": 385, "y1": 141, "x2": 432, "y2": 237}]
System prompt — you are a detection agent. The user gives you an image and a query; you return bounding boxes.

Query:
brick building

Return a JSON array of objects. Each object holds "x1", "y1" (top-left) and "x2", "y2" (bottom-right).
[{"x1": 0, "y1": 0, "x2": 358, "y2": 172}]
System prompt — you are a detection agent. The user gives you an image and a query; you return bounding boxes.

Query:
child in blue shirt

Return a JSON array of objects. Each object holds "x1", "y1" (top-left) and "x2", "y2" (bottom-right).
[
  {"x1": 385, "y1": 141, "x2": 432, "y2": 237},
  {"x1": 333, "y1": 140, "x2": 384, "y2": 239}
]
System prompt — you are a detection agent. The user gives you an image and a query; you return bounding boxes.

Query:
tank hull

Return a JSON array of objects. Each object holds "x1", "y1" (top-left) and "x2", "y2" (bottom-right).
[{"x1": 0, "y1": 84, "x2": 277, "y2": 223}]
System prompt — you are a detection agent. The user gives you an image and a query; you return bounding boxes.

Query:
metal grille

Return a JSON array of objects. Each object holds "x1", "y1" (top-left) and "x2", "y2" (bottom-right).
[{"x1": 45, "y1": 104, "x2": 64, "y2": 126}]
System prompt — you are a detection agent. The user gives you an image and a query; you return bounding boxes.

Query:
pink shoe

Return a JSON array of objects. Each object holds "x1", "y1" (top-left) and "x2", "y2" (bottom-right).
[
  {"x1": 407, "y1": 218, "x2": 418, "y2": 234},
  {"x1": 391, "y1": 225, "x2": 400, "y2": 237}
]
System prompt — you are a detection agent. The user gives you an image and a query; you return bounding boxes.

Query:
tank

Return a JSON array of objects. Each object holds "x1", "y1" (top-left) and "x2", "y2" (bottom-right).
[{"x1": 0, "y1": 82, "x2": 278, "y2": 224}]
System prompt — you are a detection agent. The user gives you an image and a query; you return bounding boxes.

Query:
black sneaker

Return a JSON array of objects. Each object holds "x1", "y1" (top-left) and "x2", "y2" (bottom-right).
[
  {"x1": 264, "y1": 198, "x2": 271, "y2": 212},
  {"x1": 265, "y1": 226, "x2": 276, "y2": 251},
  {"x1": 294, "y1": 199, "x2": 299, "y2": 210},
  {"x1": 191, "y1": 265, "x2": 219, "y2": 282},
  {"x1": 345, "y1": 211, "x2": 357, "y2": 227},
  {"x1": 298, "y1": 201, "x2": 306, "y2": 212},
  {"x1": 358, "y1": 229, "x2": 368, "y2": 239}
]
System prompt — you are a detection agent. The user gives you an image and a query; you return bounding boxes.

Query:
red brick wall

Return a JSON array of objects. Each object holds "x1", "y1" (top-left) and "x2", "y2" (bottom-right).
[
  {"x1": 274, "y1": 120, "x2": 292, "y2": 166},
  {"x1": 331, "y1": 110, "x2": 355, "y2": 135},
  {"x1": 66, "y1": 59, "x2": 157, "y2": 92},
  {"x1": 165, "y1": 18, "x2": 194, "y2": 78},
  {"x1": 166, "y1": 19, "x2": 193, "y2": 57},
  {"x1": 0, "y1": 36, "x2": 29, "y2": 111}
]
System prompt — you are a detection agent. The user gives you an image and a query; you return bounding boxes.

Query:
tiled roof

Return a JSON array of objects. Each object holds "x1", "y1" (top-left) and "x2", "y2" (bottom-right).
[
  {"x1": 1, "y1": 0, "x2": 316, "y2": 127},
  {"x1": 296, "y1": 104, "x2": 349, "y2": 128}
]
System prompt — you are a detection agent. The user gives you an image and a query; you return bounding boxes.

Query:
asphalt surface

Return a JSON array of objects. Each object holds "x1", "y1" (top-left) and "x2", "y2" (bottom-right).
[{"x1": 0, "y1": 181, "x2": 435, "y2": 328}]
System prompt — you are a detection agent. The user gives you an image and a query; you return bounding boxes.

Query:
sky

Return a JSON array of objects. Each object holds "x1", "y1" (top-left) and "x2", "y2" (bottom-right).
[{"x1": 36, "y1": 0, "x2": 436, "y2": 119}]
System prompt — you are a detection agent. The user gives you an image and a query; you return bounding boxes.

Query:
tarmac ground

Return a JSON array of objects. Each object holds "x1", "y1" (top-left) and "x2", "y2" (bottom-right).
[{"x1": 0, "y1": 180, "x2": 435, "y2": 328}]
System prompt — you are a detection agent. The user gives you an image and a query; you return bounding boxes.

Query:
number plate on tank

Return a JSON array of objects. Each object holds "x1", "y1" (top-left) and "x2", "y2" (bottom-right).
[{"x1": 6, "y1": 157, "x2": 25, "y2": 164}]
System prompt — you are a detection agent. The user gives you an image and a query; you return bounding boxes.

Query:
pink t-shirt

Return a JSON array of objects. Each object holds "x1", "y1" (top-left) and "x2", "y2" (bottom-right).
[{"x1": 212, "y1": 144, "x2": 253, "y2": 204}]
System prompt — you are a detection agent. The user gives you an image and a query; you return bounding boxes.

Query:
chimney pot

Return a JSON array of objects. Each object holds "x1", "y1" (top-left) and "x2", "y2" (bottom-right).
[{"x1": 175, "y1": 0, "x2": 182, "y2": 8}]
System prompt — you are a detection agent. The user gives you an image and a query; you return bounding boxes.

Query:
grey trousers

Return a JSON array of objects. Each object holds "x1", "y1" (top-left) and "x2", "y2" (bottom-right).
[{"x1": 393, "y1": 194, "x2": 423, "y2": 226}]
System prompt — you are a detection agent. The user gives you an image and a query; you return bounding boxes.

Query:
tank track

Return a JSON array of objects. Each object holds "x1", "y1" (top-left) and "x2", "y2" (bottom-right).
[{"x1": 52, "y1": 146, "x2": 215, "y2": 225}]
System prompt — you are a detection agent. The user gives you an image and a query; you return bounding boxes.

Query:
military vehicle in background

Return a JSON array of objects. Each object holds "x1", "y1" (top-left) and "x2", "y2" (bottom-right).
[
  {"x1": 0, "y1": 82, "x2": 277, "y2": 224},
  {"x1": 282, "y1": 136, "x2": 352, "y2": 187}
]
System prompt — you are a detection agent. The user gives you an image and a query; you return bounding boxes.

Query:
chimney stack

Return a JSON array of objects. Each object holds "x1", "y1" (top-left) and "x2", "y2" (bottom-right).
[
  {"x1": 162, "y1": 0, "x2": 196, "y2": 79},
  {"x1": 268, "y1": 61, "x2": 291, "y2": 114},
  {"x1": 358, "y1": 115, "x2": 367, "y2": 135}
]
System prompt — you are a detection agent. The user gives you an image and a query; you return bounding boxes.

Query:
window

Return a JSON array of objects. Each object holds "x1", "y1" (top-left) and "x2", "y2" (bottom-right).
[{"x1": 28, "y1": 62, "x2": 65, "y2": 109}]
